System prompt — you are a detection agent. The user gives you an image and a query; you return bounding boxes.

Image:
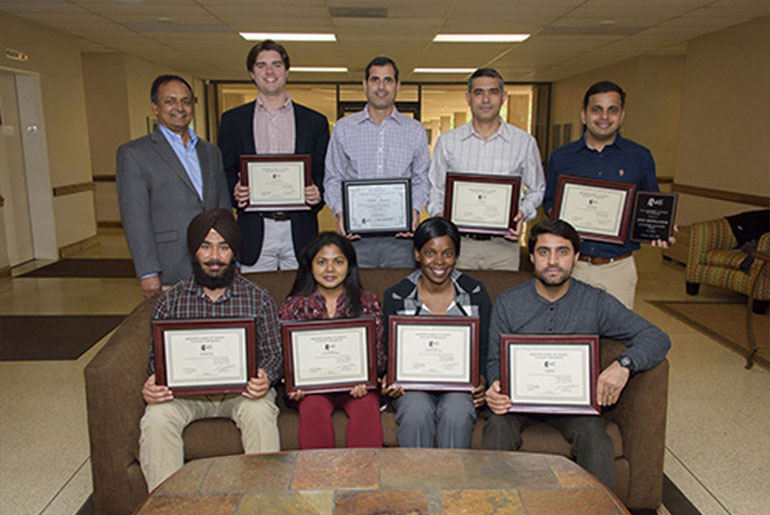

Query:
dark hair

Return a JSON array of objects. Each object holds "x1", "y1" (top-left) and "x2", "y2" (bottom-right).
[
  {"x1": 582, "y1": 80, "x2": 626, "y2": 109},
  {"x1": 365, "y1": 56, "x2": 399, "y2": 81},
  {"x1": 468, "y1": 68, "x2": 505, "y2": 92},
  {"x1": 414, "y1": 217, "x2": 461, "y2": 257},
  {"x1": 150, "y1": 75, "x2": 193, "y2": 104},
  {"x1": 289, "y1": 232, "x2": 363, "y2": 317},
  {"x1": 528, "y1": 219, "x2": 581, "y2": 255},
  {"x1": 246, "y1": 40, "x2": 290, "y2": 72}
]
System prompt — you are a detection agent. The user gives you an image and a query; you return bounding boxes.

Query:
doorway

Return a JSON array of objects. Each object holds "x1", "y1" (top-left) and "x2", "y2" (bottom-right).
[{"x1": 0, "y1": 70, "x2": 34, "y2": 266}]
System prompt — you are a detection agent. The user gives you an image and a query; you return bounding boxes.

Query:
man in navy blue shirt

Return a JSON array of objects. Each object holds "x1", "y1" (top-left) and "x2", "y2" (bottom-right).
[{"x1": 544, "y1": 81, "x2": 674, "y2": 309}]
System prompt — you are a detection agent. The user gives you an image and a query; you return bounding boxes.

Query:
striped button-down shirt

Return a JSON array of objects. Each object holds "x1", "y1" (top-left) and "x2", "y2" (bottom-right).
[
  {"x1": 158, "y1": 124, "x2": 203, "y2": 199},
  {"x1": 324, "y1": 106, "x2": 430, "y2": 215},
  {"x1": 148, "y1": 274, "x2": 283, "y2": 384},
  {"x1": 427, "y1": 120, "x2": 544, "y2": 220},
  {"x1": 252, "y1": 94, "x2": 295, "y2": 153}
]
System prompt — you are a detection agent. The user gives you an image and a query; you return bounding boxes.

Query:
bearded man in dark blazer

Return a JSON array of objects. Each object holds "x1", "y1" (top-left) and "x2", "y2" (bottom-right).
[
  {"x1": 116, "y1": 75, "x2": 231, "y2": 298},
  {"x1": 218, "y1": 40, "x2": 329, "y2": 272}
]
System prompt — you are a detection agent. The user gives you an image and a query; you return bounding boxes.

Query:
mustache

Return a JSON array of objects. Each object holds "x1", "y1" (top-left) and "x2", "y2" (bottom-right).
[{"x1": 204, "y1": 260, "x2": 227, "y2": 267}]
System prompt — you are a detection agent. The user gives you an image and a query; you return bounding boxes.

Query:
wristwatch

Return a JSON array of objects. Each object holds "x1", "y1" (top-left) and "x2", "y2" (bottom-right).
[{"x1": 617, "y1": 355, "x2": 634, "y2": 372}]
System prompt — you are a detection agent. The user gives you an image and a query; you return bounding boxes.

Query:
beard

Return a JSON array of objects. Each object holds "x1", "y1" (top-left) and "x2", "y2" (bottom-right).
[
  {"x1": 533, "y1": 266, "x2": 571, "y2": 288},
  {"x1": 192, "y1": 259, "x2": 236, "y2": 290}
]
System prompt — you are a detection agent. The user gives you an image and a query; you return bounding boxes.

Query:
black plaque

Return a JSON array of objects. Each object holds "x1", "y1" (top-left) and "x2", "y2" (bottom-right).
[{"x1": 630, "y1": 192, "x2": 677, "y2": 243}]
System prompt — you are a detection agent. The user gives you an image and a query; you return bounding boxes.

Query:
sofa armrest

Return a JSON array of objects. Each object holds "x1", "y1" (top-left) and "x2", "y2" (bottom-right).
[
  {"x1": 601, "y1": 340, "x2": 668, "y2": 509},
  {"x1": 686, "y1": 218, "x2": 736, "y2": 282},
  {"x1": 758, "y1": 232, "x2": 770, "y2": 253},
  {"x1": 84, "y1": 299, "x2": 154, "y2": 513}
]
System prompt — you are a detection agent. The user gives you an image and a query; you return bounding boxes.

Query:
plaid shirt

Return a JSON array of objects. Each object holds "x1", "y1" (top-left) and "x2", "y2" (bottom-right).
[
  {"x1": 148, "y1": 274, "x2": 283, "y2": 384},
  {"x1": 323, "y1": 105, "x2": 430, "y2": 216},
  {"x1": 279, "y1": 290, "x2": 386, "y2": 374}
]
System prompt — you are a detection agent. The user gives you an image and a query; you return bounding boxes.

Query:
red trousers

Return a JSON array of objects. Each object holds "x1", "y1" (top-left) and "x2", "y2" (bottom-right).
[{"x1": 297, "y1": 391, "x2": 383, "y2": 449}]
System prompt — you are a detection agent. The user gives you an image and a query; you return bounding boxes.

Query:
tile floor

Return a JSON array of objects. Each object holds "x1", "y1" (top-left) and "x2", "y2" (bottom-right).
[{"x1": 0, "y1": 228, "x2": 767, "y2": 515}]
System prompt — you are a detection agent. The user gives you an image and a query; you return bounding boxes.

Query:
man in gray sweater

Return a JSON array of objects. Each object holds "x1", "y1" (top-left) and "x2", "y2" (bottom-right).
[{"x1": 482, "y1": 218, "x2": 670, "y2": 491}]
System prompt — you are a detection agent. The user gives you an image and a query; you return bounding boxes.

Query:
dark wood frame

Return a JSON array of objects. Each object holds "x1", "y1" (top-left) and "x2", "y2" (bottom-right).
[
  {"x1": 152, "y1": 318, "x2": 256, "y2": 397},
  {"x1": 281, "y1": 317, "x2": 378, "y2": 395},
  {"x1": 239, "y1": 154, "x2": 311, "y2": 212},
  {"x1": 630, "y1": 191, "x2": 678, "y2": 243},
  {"x1": 500, "y1": 334, "x2": 600, "y2": 415},
  {"x1": 342, "y1": 178, "x2": 412, "y2": 235},
  {"x1": 552, "y1": 175, "x2": 636, "y2": 244},
  {"x1": 444, "y1": 173, "x2": 521, "y2": 235},
  {"x1": 388, "y1": 315, "x2": 480, "y2": 392}
]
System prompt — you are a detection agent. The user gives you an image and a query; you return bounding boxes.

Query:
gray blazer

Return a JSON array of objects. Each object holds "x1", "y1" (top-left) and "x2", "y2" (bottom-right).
[{"x1": 116, "y1": 128, "x2": 231, "y2": 285}]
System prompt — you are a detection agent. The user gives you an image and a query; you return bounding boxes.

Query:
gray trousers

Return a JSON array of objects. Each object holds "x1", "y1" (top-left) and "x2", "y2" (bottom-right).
[
  {"x1": 392, "y1": 391, "x2": 476, "y2": 448},
  {"x1": 481, "y1": 413, "x2": 615, "y2": 492},
  {"x1": 352, "y1": 236, "x2": 415, "y2": 268}
]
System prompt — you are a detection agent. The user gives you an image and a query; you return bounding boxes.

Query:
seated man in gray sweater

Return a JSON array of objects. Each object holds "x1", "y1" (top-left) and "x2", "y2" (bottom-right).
[{"x1": 482, "y1": 218, "x2": 670, "y2": 492}]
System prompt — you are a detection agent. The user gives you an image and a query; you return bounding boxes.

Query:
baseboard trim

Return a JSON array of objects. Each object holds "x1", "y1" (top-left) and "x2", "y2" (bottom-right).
[
  {"x1": 97, "y1": 221, "x2": 122, "y2": 228},
  {"x1": 59, "y1": 235, "x2": 99, "y2": 258}
]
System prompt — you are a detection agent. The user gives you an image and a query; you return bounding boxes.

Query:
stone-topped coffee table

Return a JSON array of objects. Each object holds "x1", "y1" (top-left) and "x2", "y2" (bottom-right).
[{"x1": 136, "y1": 448, "x2": 630, "y2": 514}]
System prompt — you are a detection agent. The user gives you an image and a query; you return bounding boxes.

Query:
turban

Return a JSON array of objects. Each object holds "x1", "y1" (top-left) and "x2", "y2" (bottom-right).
[{"x1": 186, "y1": 209, "x2": 241, "y2": 258}]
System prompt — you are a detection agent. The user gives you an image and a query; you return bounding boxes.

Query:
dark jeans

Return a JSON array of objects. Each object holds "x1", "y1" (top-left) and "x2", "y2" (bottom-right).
[{"x1": 482, "y1": 412, "x2": 615, "y2": 492}]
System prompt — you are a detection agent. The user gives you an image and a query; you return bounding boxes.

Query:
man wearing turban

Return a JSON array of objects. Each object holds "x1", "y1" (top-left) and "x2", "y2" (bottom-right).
[{"x1": 137, "y1": 209, "x2": 283, "y2": 491}]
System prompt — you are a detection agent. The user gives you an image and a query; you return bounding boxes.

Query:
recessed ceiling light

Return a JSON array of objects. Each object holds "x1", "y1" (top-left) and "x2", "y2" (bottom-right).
[
  {"x1": 433, "y1": 34, "x2": 530, "y2": 43},
  {"x1": 239, "y1": 32, "x2": 336, "y2": 42},
  {"x1": 414, "y1": 67, "x2": 476, "y2": 73},
  {"x1": 292, "y1": 66, "x2": 348, "y2": 72}
]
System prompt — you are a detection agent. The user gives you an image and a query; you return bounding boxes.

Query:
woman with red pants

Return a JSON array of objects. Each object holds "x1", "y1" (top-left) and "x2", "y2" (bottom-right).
[{"x1": 279, "y1": 231, "x2": 385, "y2": 448}]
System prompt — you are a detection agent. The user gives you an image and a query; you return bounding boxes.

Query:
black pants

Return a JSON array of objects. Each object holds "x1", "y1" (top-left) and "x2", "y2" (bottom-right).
[{"x1": 482, "y1": 413, "x2": 615, "y2": 492}]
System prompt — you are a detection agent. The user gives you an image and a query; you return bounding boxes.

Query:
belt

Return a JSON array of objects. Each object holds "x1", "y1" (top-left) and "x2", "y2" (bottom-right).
[
  {"x1": 578, "y1": 252, "x2": 632, "y2": 265},
  {"x1": 462, "y1": 233, "x2": 492, "y2": 241},
  {"x1": 262, "y1": 212, "x2": 290, "y2": 221}
]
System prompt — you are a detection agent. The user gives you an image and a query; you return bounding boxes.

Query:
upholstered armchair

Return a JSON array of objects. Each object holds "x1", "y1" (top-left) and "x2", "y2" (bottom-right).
[{"x1": 686, "y1": 217, "x2": 770, "y2": 313}]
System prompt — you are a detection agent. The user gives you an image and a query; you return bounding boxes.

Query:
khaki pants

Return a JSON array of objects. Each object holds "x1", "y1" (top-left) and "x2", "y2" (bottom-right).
[
  {"x1": 572, "y1": 255, "x2": 637, "y2": 309},
  {"x1": 456, "y1": 236, "x2": 520, "y2": 271},
  {"x1": 139, "y1": 387, "x2": 279, "y2": 491}
]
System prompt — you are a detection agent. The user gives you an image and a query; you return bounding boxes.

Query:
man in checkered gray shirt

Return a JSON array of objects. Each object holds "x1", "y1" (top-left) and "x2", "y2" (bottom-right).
[
  {"x1": 324, "y1": 56, "x2": 431, "y2": 268},
  {"x1": 138, "y1": 209, "x2": 282, "y2": 491}
]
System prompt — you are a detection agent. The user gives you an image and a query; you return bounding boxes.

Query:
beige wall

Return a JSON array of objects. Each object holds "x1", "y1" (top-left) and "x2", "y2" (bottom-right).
[
  {"x1": 82, "y1": 53, "x2": 201, "y2": 223},
  {"x1": 0, "y1": 10, "x2": 95, "y2": 249},
  {"x1": 549, "y1": 55, "x2": 685, "y2": 178},
  {"x1": 674, "y1": 16, "x2": 769, "y2": 224}
]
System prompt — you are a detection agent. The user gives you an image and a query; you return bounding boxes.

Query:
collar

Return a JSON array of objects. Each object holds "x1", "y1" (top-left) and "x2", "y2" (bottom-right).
[
  {"x1": 529, "y1": 277, "x2": 573, "y2": 305},
  {"x1": 461, "y1": 118, "x2": 510, "y2": 142},
  {"x1": 578, "y1": 132, "x2": 625, "y2": 153},
  {"x1": 256, "y1": 93, "x2": 293, "y2": 112},
  {"x1": 360, "y1": 104, "x2": 403, "y2": 125},
  {"x1": 182, "y1": 274, "x2": 243, "y2": 303},
  {"x1": 158, "y1": 124, "x2": 197, "y2": 147}
]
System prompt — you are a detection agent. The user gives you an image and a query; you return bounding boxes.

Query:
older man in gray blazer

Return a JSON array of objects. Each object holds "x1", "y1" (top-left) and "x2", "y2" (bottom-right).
[{"x1": 117, "y1": 75, "x2": 230, "y2": 298}]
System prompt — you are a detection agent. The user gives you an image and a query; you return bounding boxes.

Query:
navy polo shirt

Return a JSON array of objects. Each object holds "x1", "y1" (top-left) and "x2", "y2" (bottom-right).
[{"x1": 544, "y1": 134, "x2": 659, "y2": 258}]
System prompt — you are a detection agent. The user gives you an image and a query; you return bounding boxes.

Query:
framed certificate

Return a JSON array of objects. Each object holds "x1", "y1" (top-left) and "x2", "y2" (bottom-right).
[
  {"x1": 281, "y1": 317, "x2": 377, "y2": 395},
  {"x1": 500, "y1": 334, "x2": 600, "y2": 415},
  {"x1": 239, "y1": 154, "x2": 311, "y2": 212},
  {"x1": 152, "y1": 318, "x2": 256, "y2": 397},
  {"x1": 387, "y1": 315, "x2": 480, "y2": 392},
  {"x1": 630, "y1": 192, "x2": 678, "y2": 243},
  {"x1": 552, "y1": 176, "x2": 636, "y2": 244},
  {"x1": 444, "y1": 173, "x2": 521, "y2": 235},
  {"x1": 342, "y1": 178, "x2": 412, "y2": 234}
]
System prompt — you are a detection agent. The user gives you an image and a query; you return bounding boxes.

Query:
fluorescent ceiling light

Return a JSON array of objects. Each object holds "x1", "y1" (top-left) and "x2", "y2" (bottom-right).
[
  {"x1": 414, "y1": 67, "x2": 476, "y2": 74},
  {"x1": 433, "y1": 33, "x2": 530, "y2": 43},
  {"x1": 239, "y1": 32, "x2": 336, "y2": 42},
  {"x1": 292, "y1": 66, "x2": 348, "y2": 73}
]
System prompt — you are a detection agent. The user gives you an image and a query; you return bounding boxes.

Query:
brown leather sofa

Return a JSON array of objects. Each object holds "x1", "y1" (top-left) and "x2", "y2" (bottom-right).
[{"x1": 84, "y1": 268, "x2": 668, "y2": 514}]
